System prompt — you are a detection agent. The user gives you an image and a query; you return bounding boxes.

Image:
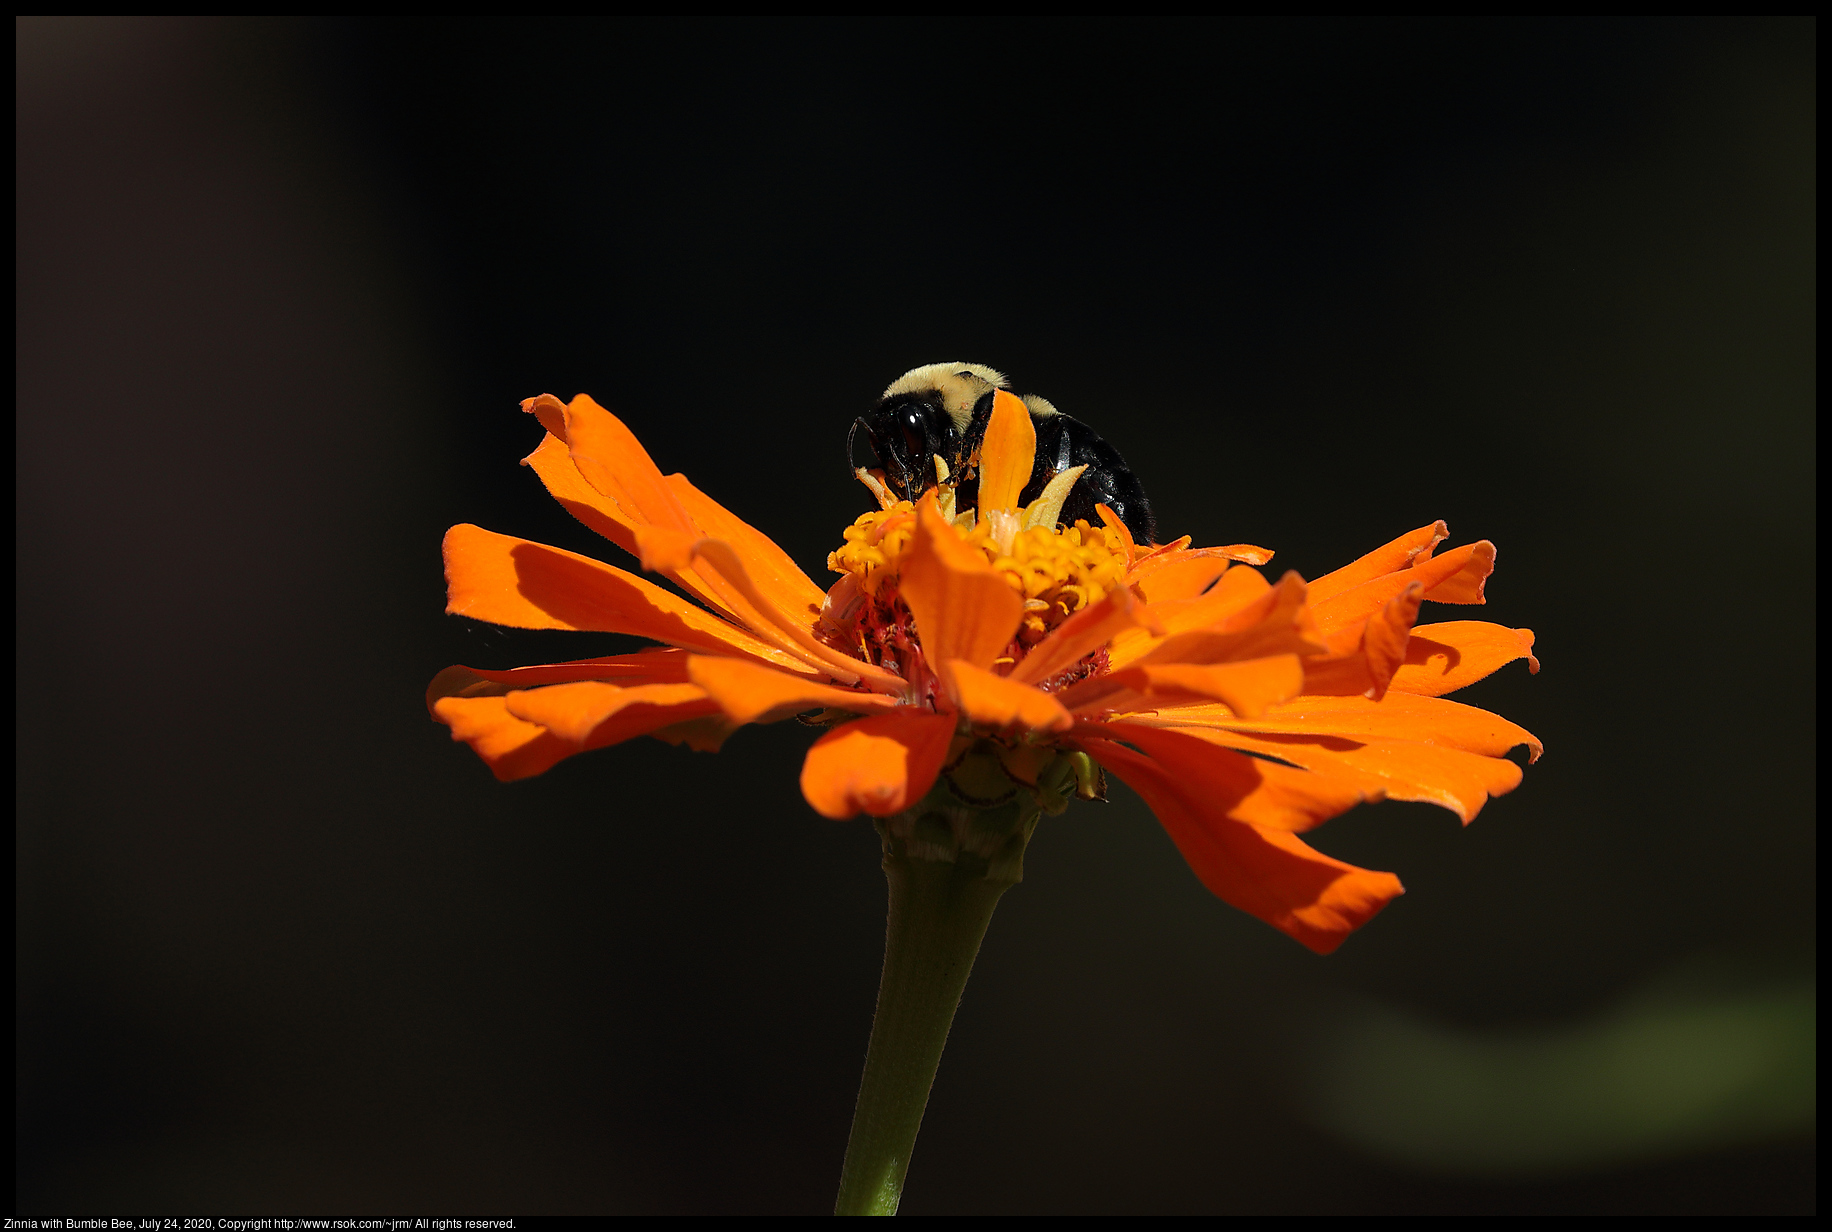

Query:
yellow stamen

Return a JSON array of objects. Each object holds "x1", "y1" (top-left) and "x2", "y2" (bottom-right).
[
  {"x1": 1022, "y1": 464, "x2": 1088, "y2": 532},
  {"x1": 828, "y1": 494, "x2": 1130, "y2": 639},
  {"x1": 853, "y1": 468, "x2": 900, "y2": 511}
]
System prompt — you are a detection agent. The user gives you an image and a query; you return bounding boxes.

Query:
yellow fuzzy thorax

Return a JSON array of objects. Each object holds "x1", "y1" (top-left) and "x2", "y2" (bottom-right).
[{"x1": 828, "y1": 500, "x2": 1129, "y2": 641}]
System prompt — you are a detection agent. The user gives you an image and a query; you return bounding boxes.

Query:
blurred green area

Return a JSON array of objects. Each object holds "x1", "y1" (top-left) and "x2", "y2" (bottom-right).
[{"x1": 1300, "y1": 957, "x2": 1815, "y2": 1176}]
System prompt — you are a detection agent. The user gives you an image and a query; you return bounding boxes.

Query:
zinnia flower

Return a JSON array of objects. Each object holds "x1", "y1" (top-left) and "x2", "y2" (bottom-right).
[{"x1": 430, "y1": 388, "x2": 1540, "y2": 955}]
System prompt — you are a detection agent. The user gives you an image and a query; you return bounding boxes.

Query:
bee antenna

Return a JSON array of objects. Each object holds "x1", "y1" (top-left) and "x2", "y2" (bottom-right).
[{"x1": 847, "y1": 417, "x2": 869, "y2": 472}]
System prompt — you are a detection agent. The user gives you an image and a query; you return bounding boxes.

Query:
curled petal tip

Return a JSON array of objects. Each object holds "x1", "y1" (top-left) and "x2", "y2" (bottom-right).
[{"x1": 521, "y1": 393, "x2": 569, "y2": 440}]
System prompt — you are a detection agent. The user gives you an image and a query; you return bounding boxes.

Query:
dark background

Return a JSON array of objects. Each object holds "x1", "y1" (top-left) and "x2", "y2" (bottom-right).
[{"x1": 16, "y1": 17, "x2": 1815, "y2": 1214}]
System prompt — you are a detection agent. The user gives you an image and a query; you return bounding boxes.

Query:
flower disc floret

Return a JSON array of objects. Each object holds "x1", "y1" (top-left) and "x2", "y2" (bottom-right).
[
  {"x1": 828, "y1": 503, "x2": 919, "y2": 595},
  {"x1": 828, "y1": 501, "x2": 1129, "y2": 643},
  {"x1": 993, "y1": 521, "x2": 1129, "y2": 641}
]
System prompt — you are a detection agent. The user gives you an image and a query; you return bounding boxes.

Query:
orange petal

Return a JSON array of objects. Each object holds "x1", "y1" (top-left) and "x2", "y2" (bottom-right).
[
  {"x1": 1108, "y1": 564, "x2": 1272, "y2": 666},
  {"x1": 586, "y1": 698, "x2": 731, "y2": 752},
  {"x1": 524, "y1": 394, "x2": 814, "y2": 638},
  {"x1": 799, "y1": 709, "x2": 958, "y2": 819},
  {"x1": 427, "y1": 648, "x2": 693, "y2": 712},
  {"x1": 1142, "y1": 563, "x2": 1273, "y2": 633},
  {"x1": 666, "y1": 472, "x2": 827, "y2": 619},
  {"x1": 1252, "y1": 691, "x2": 1542, "y2": 760},
  {"x1": 611, "y1": 524, "x2": 903, "y2": 691},
  {"x1": 1130, "y1": 541, "x2": 1275, "y2": 574},
  {"x1": 1361, "y1": 581, "x2": 1423, "y2": 701},
  {"x1": 432, "y1": 695, "x2": 579, "y2": 783},
  {"x1": 503, "y1": 680, "x2": 712, "y2": 744},
  {"x1": 1131, "y1": 555, "x2": 1231, "y2": 604},
  {"x1": 687, "y1": 655, "x2": 900, "y2": 725},
  {"x1": 1081, "y1": 736, "x2": 1402, "y2": 954},
  {"x1": 1127, "y1": 544, "x2": 1276, "y2": 599},
  {"x1": 1295, "y1": 655, "x2": 1374, "y2": 700},
  {"x1": 1303, "y1": 580, "x2": 1425, "y2": 701},
  {"x1": 536, "y1": 392, "x2": 697, "y2": 538},
  {"x1": 1417, "y1": 540, "x2": 1496, "y2": 605},
  {"x1": 442, "y1": 524, "x2": 814, "y2": 673},
  {"x1": 649, "y1": 712, "x2": 744, "y2": 753},
  {"x1": 1119, "y1": 572, "x2": 1321, "y2": 671},
  {"x1": 946, "y1": 660, "x2": 1073, "y2": 733},
  {"x1": 1389, "y1": 621, "x2": 1540, "y2": 697},
  {"x1": 1129, "y1": 534, "x2": 1193, "y2": 567},
  {"x1": 1096, "y1": 503, "x2": 1139, "y2": 562},
  {"x1": 1310, "y1": 541, "x2": 1496, "y2": 636},
  {"x1": 1124, "y1": 721, "x2": 1523, "y2": 824},
  {"x1": 527, "y1": 418, "x2": 828, "y2": 641},
  {"x1": 523, "y1": 392, "x2": 570, "y2": 439},
  {"x1": 1090, "y1": 722, "x2": 1366, "y2": 831},
  {"x1": 523, "y1": 432, "x2": 745, "y2": 626},
  {"x1": 1009, "y1": 586, "x2": 1145, "y2": 686},
  {"x1": 977, "y1": 390, "x2": 1037, "y2": 513},
  {"x1": 523, "y1": 429, "x2": 642, "y2": 558},
  {"x1": 1128, "y1": 692, "x2": 1543, "y2": 763},
  {"x1": 1205, "y1": 544, "x2": 1275, "y2": 566},
  {"x1": 1306, "y1": 521, "x2": 1448, "y2": 605},
  {"x1": 691, "y1": 537, "x2": 909, "y2": 693},
  {"x1": 1090, "y1": 655, "x2": 1305, "y2": 719},
  {"x1": 631, "y1": 523, "x2": 701, "y2": 574},
  {"x1": 900, "y1": 497, "x2": 1025, "y2": 681}
]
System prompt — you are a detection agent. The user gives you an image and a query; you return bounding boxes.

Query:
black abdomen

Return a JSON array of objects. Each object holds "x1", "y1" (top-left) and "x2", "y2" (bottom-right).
[{"x1": 1029, "y1": 412, "x2": 1156, "y2": 545}]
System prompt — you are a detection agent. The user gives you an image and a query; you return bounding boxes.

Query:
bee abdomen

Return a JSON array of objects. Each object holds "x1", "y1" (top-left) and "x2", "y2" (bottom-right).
[{"x1": 1024, "y1": 412, "x2": 1156, "y2": 545}]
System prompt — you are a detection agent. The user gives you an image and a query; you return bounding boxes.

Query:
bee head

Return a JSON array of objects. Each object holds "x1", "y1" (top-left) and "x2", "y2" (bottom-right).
[{"x1": 849, "y1": 362, "x2": 1009, "y2": 501}]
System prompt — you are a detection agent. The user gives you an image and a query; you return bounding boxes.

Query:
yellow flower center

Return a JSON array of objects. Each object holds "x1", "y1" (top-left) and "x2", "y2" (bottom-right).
[{"x1": 827, "y1": 501, "x2": 1129, "y2": 643}]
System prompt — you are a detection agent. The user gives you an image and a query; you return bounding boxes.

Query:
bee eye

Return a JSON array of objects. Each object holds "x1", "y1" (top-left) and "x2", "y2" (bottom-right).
[{"x1": 895, "y1": 402, "x2": 931, "y2": 460}]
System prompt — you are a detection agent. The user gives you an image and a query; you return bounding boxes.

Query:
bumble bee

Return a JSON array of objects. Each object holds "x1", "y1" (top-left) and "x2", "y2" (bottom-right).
[{"x1": 847, "y1": 362, "x2": 1157, "y2": 544}]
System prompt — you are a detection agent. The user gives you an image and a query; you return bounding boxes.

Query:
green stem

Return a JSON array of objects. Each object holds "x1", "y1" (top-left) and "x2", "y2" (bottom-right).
[{"x1": 833, "y1": 847, "x2": 1012, "y2": 1215}]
